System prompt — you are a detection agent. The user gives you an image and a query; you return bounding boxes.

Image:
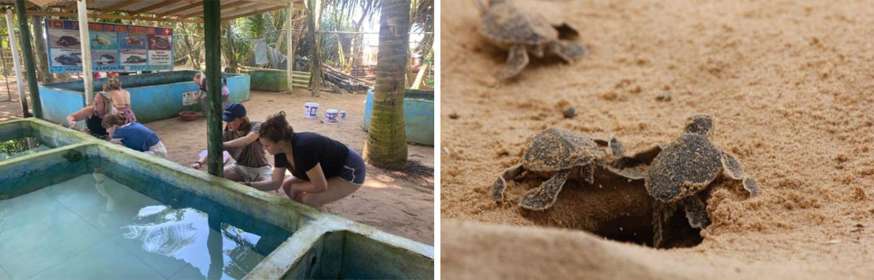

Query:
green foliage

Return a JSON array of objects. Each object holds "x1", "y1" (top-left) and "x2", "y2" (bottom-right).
[
  {"x1": 0, "y1": 137, "x2": 41, "y2": 160},
  {"x1": 318, "y1": 15, "x2": 355, "y2": 68},
  {"x1": 163, "y1": 0, "x2": 432, "y2": 72}
]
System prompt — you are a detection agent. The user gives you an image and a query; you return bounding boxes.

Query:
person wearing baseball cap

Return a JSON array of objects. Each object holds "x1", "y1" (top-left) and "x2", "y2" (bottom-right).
[{"x1": 193, "y1": 104, "x2": 272, "y2": 183}]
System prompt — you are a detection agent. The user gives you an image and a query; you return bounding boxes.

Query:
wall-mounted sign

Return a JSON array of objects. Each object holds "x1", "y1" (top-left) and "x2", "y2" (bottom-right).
[{"x1": 46, "y1": 20, "x2": 173, "y2": 73}]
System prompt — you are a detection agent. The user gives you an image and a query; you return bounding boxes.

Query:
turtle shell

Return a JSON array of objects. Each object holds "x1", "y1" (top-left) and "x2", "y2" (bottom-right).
[
  {"x1": 522, "y1": 128, "x2": 602, "y2": 172},
  {"x1": 480, "y1": 2, "x2": 558, "y2": 47},
  {"x1": 645, "y1": 133, "x2": 722, "y2": 203}
]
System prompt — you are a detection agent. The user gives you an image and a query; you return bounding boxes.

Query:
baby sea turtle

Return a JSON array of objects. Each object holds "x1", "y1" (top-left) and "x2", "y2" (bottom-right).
[
  {"x1": 490, "y1": 128, "x2": 626, "y2": 210},
  {"x1": 645, "y1": 115, "x2": 759, "y2": 246},
  {"x1": 476, "y1": 0, "x2": 587, "y2": 79}
]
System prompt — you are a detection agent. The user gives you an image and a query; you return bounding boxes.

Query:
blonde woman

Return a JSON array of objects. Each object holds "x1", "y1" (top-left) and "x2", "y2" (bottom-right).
[{"x1": 66, "y1": 78, "x2": 136, "y2": 137}]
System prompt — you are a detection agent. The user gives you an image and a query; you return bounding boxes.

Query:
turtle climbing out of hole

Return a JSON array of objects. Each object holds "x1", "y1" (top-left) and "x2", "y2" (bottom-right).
[
  {"x1": 475, "y1": 0, "x2": 587, "y2": 79},
  {"x1": 645, "y1": 114, "x2": 760, "y2": 247},
  {"x1": 490, "y1": 128, "x2": 632, "y2": 211}
]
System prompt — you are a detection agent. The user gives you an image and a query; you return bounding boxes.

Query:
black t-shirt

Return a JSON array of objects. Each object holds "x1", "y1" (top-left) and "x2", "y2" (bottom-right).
[{"x1": 274, "y1": 132, "x2": 350, "y2": 181}]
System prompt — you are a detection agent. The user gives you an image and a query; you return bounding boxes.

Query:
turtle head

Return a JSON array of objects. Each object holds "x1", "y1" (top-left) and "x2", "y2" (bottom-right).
[{"x1": 684, "y1": 114, "x2": 713, "y2": 136}]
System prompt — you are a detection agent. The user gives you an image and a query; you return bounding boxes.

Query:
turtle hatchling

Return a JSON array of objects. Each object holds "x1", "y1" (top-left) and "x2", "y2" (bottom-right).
[
  {"x1": 476, "y1": 0, "x2": 587, "y2": 79},
  {"x1": 645, "y1": 114, "x2": 760, "y2": 247},
  {"x1": 490, "y1": 128, "x2": 627, "y2": 211}
]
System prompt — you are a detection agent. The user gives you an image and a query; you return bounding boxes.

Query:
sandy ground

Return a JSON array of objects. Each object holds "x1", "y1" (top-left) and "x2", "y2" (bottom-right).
[
  {"x1": 0, "y1": 78, "x2": 27, "y2": 122},
  {"x1": 150, "y1": 89, "x2": 434, "y2": 245},
  {"x1": 442, "y1": 0, "x2": 874, "y2": 278},
  {"x1": 0, "y1": 82, "x2": 434, "y2": 245}
]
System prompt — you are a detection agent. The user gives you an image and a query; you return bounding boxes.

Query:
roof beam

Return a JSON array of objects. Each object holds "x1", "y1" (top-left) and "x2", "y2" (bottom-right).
[
  {"x1": 221, "y1": 4, "x2": 285, "y2": 21},
  {"x1": 156, "y1": 0, "x2": 203, "y2": 17},
  {"x1": 103, "y1": 0, "x2": 139, "y2": 11},
  {"x1": 178, "y1": 0, "x2": 249, "y2": 18},
  {"x1": 212, "y1": 2, "x2": 261, "y2": 19},
  {"x1": 242, "y1": 0, "x2": 304, "y2": 4},
  {"x1": 28, "y1": 10, "x2": 202, "y2": 23},
  {"x1": 135, "y1": 0, "x2": 180, "y2": 14}
]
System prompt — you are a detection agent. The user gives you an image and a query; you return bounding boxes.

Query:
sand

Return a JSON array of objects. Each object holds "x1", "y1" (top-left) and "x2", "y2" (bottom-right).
[
  {"x1": 150, "y1": 89, "x2": 434, "y2": 245},
  {"x1": 0, "y1": 78, "x2": 26, "y2": 122},
  {"x1": 441, "y1": 0, "x2": 874, "y2": 278}
]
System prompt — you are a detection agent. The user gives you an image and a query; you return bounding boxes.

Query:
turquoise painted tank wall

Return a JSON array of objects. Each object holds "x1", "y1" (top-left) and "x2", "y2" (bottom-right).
[
  {"x1": 362, "y1": 89, "x2": 435, "y2": 146},
  {"x1": 38, "y1": 71, "x2": 251, "y2": 124}
]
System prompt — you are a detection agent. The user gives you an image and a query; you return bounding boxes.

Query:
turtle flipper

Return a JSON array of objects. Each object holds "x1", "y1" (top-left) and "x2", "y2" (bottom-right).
[
  {"x1": 682, "y1": 196, "x2": 710, "y2": 229},
  {"x1": 742, "y1": 177, "x2": 760, "y2": 197},
  {"x1": 720, "y1": 152, "x2": 744, "y2": 180},
  {"x1": 605, "y1": 165, "x2": 646, "y2": 180},
  {"x1": 552, "y1": 23, "x2": 579, "y2": 39},
  {"x1": 632, "y1": 145, "x2": 663, "y2": 163},
  {"x1": 531, "y1": 45, "x2": 545, "y2": 58},
  {"x1": 721, "y1": 152, "x2": 760, "y2": 198},
  {"x1": 652, "y1": 201, "x2": 676, "y2": 248},
  {"x1": 547, "y1": 40, "x2": 586, "y2": 63},
  {"x1": 614, "y1": 144, "x2": 662, "y2": 169},
  {"x1": 490, "y1": 163, "x2": 525, "y2": 202},
  {"x1": 520, "y1": 170, "x2": 570, "y2": 210},
  {"x1": 499, "y1": 45, "x2": 529, "y2": 79}
]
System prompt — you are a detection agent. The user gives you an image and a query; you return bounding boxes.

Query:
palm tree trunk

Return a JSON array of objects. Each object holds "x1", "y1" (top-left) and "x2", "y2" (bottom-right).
[
  {"x1": 364, "y1": 0, "x2": 410, "y2": 169},
  {"x1": 30, "y1": 15, "x2": 52, "y2": 83},
  {"x1": 307, "y1": 0, "x2": 323, "y2": 96}
]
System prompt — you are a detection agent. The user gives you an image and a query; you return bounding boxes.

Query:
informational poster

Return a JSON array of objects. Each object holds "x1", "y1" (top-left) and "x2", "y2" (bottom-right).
[
  {"x1": 182, "y1": 91, "x2": 200, "y2": 106},
  {"x1": 45, "y1": 20, "x2": 173, "y2": 73}
]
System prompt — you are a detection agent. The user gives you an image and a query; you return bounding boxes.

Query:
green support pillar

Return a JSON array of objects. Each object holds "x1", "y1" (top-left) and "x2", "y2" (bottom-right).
[
  {"x1": 16, "y1": 0, "x2": 41, "y2": 118},
  {"x1": 204, "y1": 0, "x2": 223, "y2": 176}
]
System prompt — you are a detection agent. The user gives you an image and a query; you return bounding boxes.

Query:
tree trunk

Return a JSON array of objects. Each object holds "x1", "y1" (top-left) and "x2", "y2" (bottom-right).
[
  {"x1": 30, "y1": 15, "x2": 52, "y2": 83},
  {"x1": 307, "y1": 0, "x2": 322, "y2": 96},
  {"x1": 364, "y1": 0, "x2": 410, "y2": 169}
]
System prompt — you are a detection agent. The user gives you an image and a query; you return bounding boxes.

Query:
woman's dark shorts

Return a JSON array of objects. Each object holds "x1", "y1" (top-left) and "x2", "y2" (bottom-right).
[{"x1": 339, "y1": 150, "x2": 366, "y2": 184}]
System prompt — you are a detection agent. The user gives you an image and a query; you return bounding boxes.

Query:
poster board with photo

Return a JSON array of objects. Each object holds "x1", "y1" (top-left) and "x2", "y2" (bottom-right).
[{"x1": 46, "y1": 20, "x2": 173, "y2": 73}]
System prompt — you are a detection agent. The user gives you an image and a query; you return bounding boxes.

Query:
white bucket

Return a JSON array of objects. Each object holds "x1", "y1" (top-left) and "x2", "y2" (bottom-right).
[
  {"x1": 304, "y1": 102, "x2": 319, "y2": 119},
  {"x1": 325, "y1": 109, "x2": 339, "y2": 123}
]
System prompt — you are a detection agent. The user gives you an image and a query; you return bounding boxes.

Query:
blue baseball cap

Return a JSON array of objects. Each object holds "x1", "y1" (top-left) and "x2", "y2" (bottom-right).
[{"x1": 223, "y1": 104, "x2": 246, "y2": 121}]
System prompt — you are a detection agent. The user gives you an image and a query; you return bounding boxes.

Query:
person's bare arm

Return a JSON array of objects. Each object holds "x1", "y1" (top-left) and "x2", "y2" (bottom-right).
[
  {"x1": 67, "y1": 106, "x2": 95, "y2": 125},
  {"x1": 246, "y1": 167, "x2": 286, "y2": 191},
  {"x1": 192, "y1": 152, "x2": 208, "y2": 169},
  {"x1": 292, "y1": 164, "x2": 328, "y2": 193},
  {"x1": 223, "y1": 131, "x2": 259, "y2": 149}
]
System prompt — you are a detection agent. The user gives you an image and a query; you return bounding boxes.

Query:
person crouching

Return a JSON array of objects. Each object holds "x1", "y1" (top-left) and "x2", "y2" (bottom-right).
[{"x1": 102, "y1": 114, "x2": 167, "y2": 158}]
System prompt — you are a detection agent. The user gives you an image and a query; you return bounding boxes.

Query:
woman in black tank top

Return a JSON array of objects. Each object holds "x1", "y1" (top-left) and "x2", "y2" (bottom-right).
[{"x1": 246, "y1": 112, "x2": 365, "y2": 207}]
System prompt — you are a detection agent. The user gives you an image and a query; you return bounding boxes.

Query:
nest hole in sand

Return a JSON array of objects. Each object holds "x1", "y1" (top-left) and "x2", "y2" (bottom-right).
[{"x1": 517, "y1": 168, "x2": 703, "y2": 249}]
